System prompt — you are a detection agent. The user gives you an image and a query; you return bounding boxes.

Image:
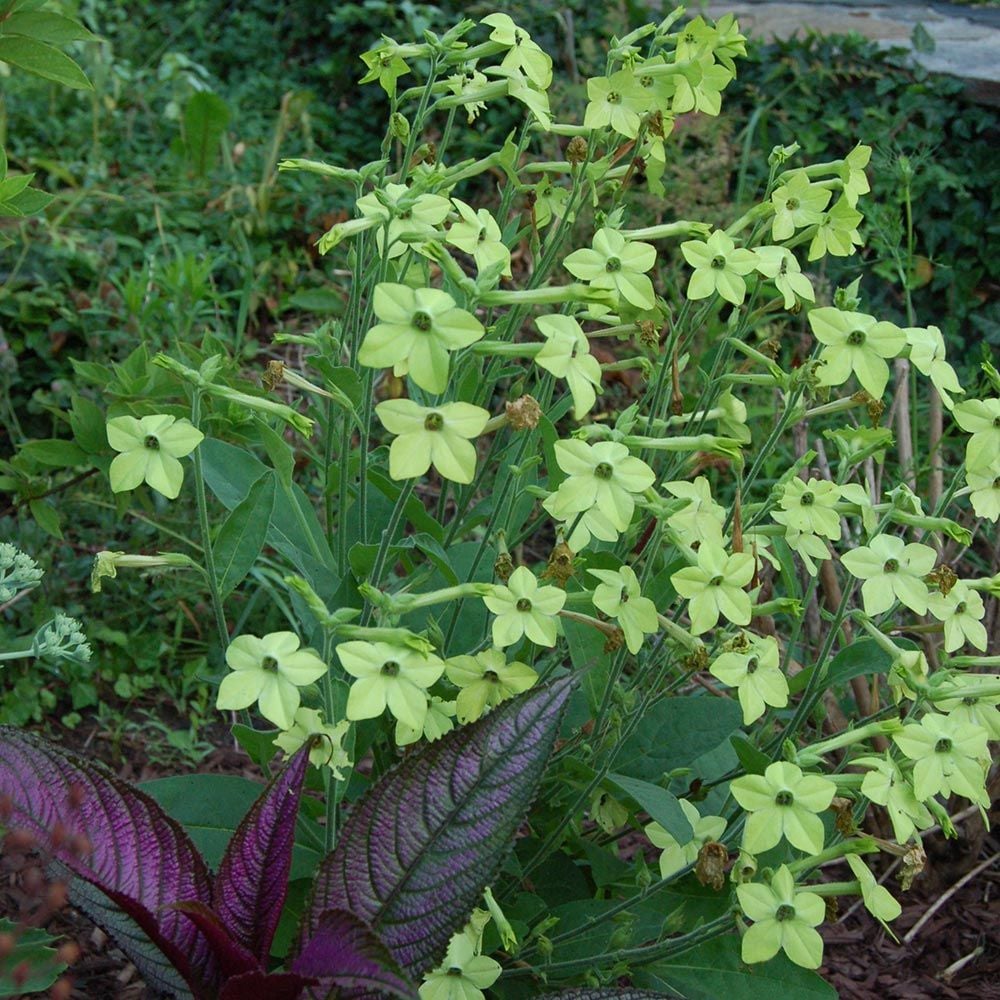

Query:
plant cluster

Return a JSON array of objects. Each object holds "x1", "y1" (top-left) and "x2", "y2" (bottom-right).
[{"x1": 2, "y1": 5, "x2": 999, "y2": 999}]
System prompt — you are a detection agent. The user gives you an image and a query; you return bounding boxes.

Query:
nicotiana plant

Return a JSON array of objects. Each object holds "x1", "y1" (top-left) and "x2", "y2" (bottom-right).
[{"x1": 5, "y1": 6, "x2": 999, "y2": 998}]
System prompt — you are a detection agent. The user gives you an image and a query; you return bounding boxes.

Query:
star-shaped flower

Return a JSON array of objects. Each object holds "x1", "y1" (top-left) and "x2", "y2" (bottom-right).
[
  {"x1": 583, "y1": 68, "x2": 651, "y2": 138},
  {"x1": 737, "y1": 865, "x2": 825, "y2": 969},
  {"x1": 753, "y1": 245, "x2": 815, "y2": 309},
  {"x1": 932, "y1": 675, "x2": 1000, "y2": 741},
  {"x1": 446, "y1": 199, "x2": 512, "y2": 279},
  {"x1": 481, "y1": 13, "x2": 552, "y2": 89},
  {"x1": 359, "y1": 283, "x2": 484, "y2": 393},
  {"x1": 445, "y1": 647, "x2": 538, "y2": 723},
  {"x1": 926, "y1": 581, "x2": 988, "y2": 652},
  {"x1": 856, "y1": 752, "x2": 932, "y2": 843},
  {"x1": 893, "y1": 712, "x2": 990, "y2": 806},
  {"x1": 273, "y1": 707, "x2": 351, "y2": 777},
  {"x1": 419, "y1": 923, "x2": 502, "y2": 1000},
  {"x1": 376, "y1": 399, "x2": 490, "y2": 485},
  {"x1": 645, "y1": 798, "x2": 727, "y2": 879},
  {"x1": 671, "y1": 541, "x2": 755, "y2": 635},
  {"x1": 107, "y1": 414, "x2": 204, "y2": 500},
  {"x1": 337, "y1": 640, "x2": 445, "y2": 730},
  {"x1": 482, "y1": 566, "x2": 566, "y2": 648},
  {"x1": 563, "y1": 228, "x2": 657, "y2": 310},
  {"x1": 953, "y1": 398, "x2": 1000, "y2": 472},
  {"x1": 770, "y1": 171, "x2": 831, "y2": 241},
  {"x1": 355, "y1": 183, "x2": 451, "y2": 259},
  {"x1": 533, "y1": 314, "x2": 604, "y2": 419},
  {"x1": 662, "y1": 477, "x2": 726, "y2": 545},
  {"x1": 771, "y1": 477, "x2": 842, "y2": 539},
  {"x1": 216, "y1": 631, "x2": 328, "y2": 730},
  {"x1": 904, "y1": 325, "x2": 963, "y2": 409},
  {"x1": 808, "y1": 306, "x2": 906, "y2": 397},
  {"x1": 681, "y1": 230, "x2": 757, "y2": 306},
  {"x1": 672, "y1": 55, "x2": 733, "y2": 116},
  {"x1": 589, "y1": 565, "x2": 659, "y2": 654},
  {"x1": 840, "y1": 533, "x2": 936, "y2": 616},
  {"x1": 807, "y1": 196, "x2": 863, "y2": 260},
  {"x1": 395, "y1": 696, "x2": 456, "y2": 747},
  {"x1": 967, "y1": 459, "x2": 1000, "y2": 521},
  {"x1": 839, "y1": 143, "x2": 872, "y2": 207},
  {"x1": 710, "y1": 633, "x2": 788, "y2": 724},
  {"x1": 730, "y1": 761, "x2": 836, "y2": 855}
]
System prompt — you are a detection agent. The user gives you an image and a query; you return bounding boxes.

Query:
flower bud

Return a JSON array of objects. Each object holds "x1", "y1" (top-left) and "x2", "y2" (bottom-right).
[
  {"x1": 566, "y1": 136, "x2": 588, "y2": 164},
  {"x1": 505, "y1": 394, "x2": 541, "y2": 430}
]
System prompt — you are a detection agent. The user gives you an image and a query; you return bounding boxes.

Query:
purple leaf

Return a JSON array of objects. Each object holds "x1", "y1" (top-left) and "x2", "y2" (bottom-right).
[
  {"x1": 0, "y1": 726, "x2": 219, "y2": 995},
  {"x1": 303, "y1": 677, "x2": 575, "y2": 977},
  {"x1": 213, "y1": 744, "x2": 311, "y2": 963},
  {"x1": 291, "y1": 908, "x2": 418, "y2": 999},
  {"x1": 171, "y1": 901, "x2": 259, "y2": 979},
  {"x1": 548, "y1": 991, "x2": 668, "y2": 998},
  {"x1": 218, "y1": 969, "x2": 314, "y2": 1000}
]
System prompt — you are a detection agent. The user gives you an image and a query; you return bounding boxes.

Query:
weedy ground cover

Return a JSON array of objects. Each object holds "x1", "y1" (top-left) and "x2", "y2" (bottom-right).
[{"x1": 0, "y1": 2, "x2": 998, "y2": 998}]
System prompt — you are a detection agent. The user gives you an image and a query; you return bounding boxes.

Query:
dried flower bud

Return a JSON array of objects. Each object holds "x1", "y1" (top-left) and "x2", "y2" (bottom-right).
[
  {"x1": 900, "y1": 843, "x2": 926, "y2": 891},
  {"x1": 637, "y1": 320, "x2": 659, "y2": 350},
  {"x1": 695, "y1": 841, "x2": 729, "y2": 890},
  {"x1": 541, "y1": 541, "x2": 575, "y2": 586},
  {"x1": 505, "y1": 394, "x2": 541, "y2": 430},
  {"x1": 683, "y1": 645, "x2": 709, "y2": 673},
  {"x1": 262, "y1": 360, "x2": 285, "y2": 392},
  {"x1": 603, "y1": 627, "x2": 625, "y2": 653},
  {"x1": 566, "y1": 136, "x2": 588, "y2": 164},
  {"x1": 493, "y1": 551, "x2": 514, "y2": 582},
  {"x1": 926, "y1": 565, "x2": 958, "y2": 596},
  {"x1": 824, "y1": 897, "x2": 839, "y2": 922},
  {"x1": 831, "y1": 796, "x2": 855, "y2": 836}
]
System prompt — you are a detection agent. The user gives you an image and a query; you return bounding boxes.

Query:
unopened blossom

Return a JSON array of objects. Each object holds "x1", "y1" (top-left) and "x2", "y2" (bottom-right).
[
  {"x1": 107, "y1": 414, "x2": 204, "y2": 500},
  {"x1": 840, "y1": 533, "x2": 936, "y2": 616},
  {"x1": 681, "y1": 230, "x2": 757, "y2": 306},
  {"x1": 808, "y1": 307, "x2": 906, "y2": 398}
]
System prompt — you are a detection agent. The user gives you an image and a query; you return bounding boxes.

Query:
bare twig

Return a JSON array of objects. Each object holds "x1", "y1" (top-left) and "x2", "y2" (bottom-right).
[{"x1": 902, "y1": 850, "x2": 1000, "y2": 944}]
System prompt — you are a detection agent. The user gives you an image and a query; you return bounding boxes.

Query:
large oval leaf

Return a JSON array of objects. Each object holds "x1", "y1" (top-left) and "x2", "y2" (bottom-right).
[
  {"x1": 302, "y1": 677, "x2": 575, "y2": 977},
  {"x1": 0, "y1": 726, "x2": 217, "y2": 995}
]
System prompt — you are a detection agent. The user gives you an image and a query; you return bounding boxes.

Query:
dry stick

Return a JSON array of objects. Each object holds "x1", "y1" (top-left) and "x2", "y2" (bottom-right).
[
  {"x1": 939, "y1": 945, "x2": 985, "y2": 983},
  {"x1": 902, "y1": 850, "x2": 1000, "y2": 945},
  {"x1": 889, "y1": 357, "x2": 917, "y2": 490},
  {"x1": 929, "y1": 386, "x2": 943, "y2": 510}
]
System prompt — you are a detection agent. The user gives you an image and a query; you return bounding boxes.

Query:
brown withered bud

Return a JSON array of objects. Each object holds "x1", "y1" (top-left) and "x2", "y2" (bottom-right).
[
  {"x1": 262, "y1": 360, "x2": 285, "y2": 392},
  {"x1": 831, "y1": 796, "x2": 856, "y2": 836},
  {"x1": 760, "y1": 338, "x2": 780, "y2": 359},
  {"x1": 505, "y1": 394, "x2": 541, "y2": 430},
  {"x1": 683, "y1": 645, "x2": 709, "y2": 673},
  {"x1": 603, "y1": 627, "x2": 626, "y2": 653},
  {"x1": 824, "y1": 897, "x2": 839, "y2": 922},
  {"x1": 541, "y1": 541, "x2": 575, "y2": 587},
  {"x1": 926, "y1": 564, "x2": 958, "y2": 596},
  {"x1": 695, "y1": 841, "x2": 729, "y2": 891},
  {"x1": 647, "y1": 110, "x2": 665, "y2": 138},
  {"x1": 493, "y1": 551, "x2": 514, "y2": 583},
  {"x1": 900, "y1": 843, "x2": 926, "y2": 891},
  {"x1": 566, "y1": 136, "x2": 588, "y2": 165},
  {"x1": 637, "y1": 320, "x2": 659, "y2": 350}
]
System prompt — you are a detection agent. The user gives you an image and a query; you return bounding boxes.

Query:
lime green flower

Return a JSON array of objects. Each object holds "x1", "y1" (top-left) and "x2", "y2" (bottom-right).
[
  {"x1": 584, "y1": 68, "x2": 650, "y2": 138},
  {"x1": 533, "y1": 315, "x2": 603, "y2": 419},
  {"x1": 446, "y1": 200, "x2": 512, "y2": 279},
  {"x1": 543, "y1": 439, "x2": 656, "y2": 533},
  {"x1": 672, "y1": 55, "x2": 733, "y2": 116},
  {"x1": 932, "y1": 675, "x2": 1000, "y2": 740},
  {"x1": 419, "y1": 924, "x2": 501, "y2": 1000},
  {"x1": 481, "y1": 13, "x2": 552, "y2": 89},
  {"x1": 967, "y1": 459, "x2": 1000, "y2": 521},
  {"x1": 395, "y1": 696, "x2": 456, "y2": 747},
  {"x1": 856, "y1": 753, "x2": 932, "y2": 843},
  {"x1": 772, "y1": 477, "x2": 842, "y2": 539},
  {"x1": 731, "y1": 761, "x2": 836, "y2": 855},
  {"x1": 953, "y1": 398, "x2": 1000, "y2": 471},
  {"x1": 770, "y1": 171, "x2": 831, "y2": 241},
  {"x1": 483, "y1": 566, "x2": 566, "y2": 648},
  {"x1": 663, "y1": 477, "x2": 726, "y2": 545},
  {"x1": 563, "y1": 228, "x2": 657, "y2": 310},
  {"x1": 710, "y1": 634, "x2": 788, "y2": 725},
  {"x1": 845, "y1": 854, "x2": 901, "y2": 926},
  {"x1": 839, "y1": 144, "x2": 872, "y2": 207},
  {"x1": 107, "y1": 414, "x2": 204, "y2": 500},
  {"x1": 487, "y1": 64, "x2": 552, "y2": 129},
  {"x1": 645, "y1": 798, "x2": 726, "y2": 879},
  {"x1": 589, "y1": 565, "x2": 659, "y2": 654},
  {"x1": 808, "y1": 196, "x2": 863, "y2": 260},
  {"x1": 738, "y1": 865, "x2": 825, "y2": 969},
  {"x1": 671, "y1": 541, "x2": 755, "y2": 635},
  {"x1": 337, "y1": 640, "x2": 445, "y2": 730},
  {"x1": 673, "y1": 15, "x2": 717, "y2": 61},
  {"x1": 445, "y1": 647, "x2": 538, "y2": 723},
  {"x1": 904, "y1": 325, "x2": 963, "y2": 409},
  {"x1": 273, "y1": 707, "x2": 351, "y2": 778},
  {"x1": 840, "y1": 533, "x2": 936, "y2": 616},
  {"x1": 681, "y1": 230, "x2": 757, "y2": 306},
  {"x1": 753, "y1": 245, "x2": 815, "y2": 309},
  {"x1": 892, "y1": 712, "x2": 990, "y2": 806},
  {"x1": 359, "y1": 42, "x2": 411, "y2": 98},
  {"x1": 217, "y1": 632, "x2": 327, "y2": 730},
  {"x1": 446, "y1": 69, "x2": 491, "y2": 124},
  {"x1": 563, "y1": 505, "x2": 620, "y2": 554},
  {"x1": 782, "y1": 529, "x2": 833, "y2": 577},
  {"x1": 808, "y1": 307, "x2": 906, "y2": 397},
  {"x1": 376, "y1": 399, "x2": 490, "y2": 485},
  {"x1": 590, "y1": 789, "x2": 629, "y2": 834},
  {"x1": 355, "y1": 183, "x2": 451, "y2": 259},
  {"x1": 359, "y1": 284, "x2": 484, "y2": 393},
  {"x1": 926, "y1": 582, "x2": 987, "y2": 652}
]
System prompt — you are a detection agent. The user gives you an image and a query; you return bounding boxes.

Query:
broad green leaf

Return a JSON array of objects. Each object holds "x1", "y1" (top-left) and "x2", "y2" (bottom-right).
[
  {"x1": 138, "y1": 773, "x2": 322, "y2": 880},
  {"x1": 730, "y1": 734, "x2": 770, "y2": 776},
  {"x1": 604, "y1": 773, "x2": 693, "y2": 843},
  {"x1": 213, "y1": 471, "x2": 276, "y2": 598},
  {"x1": 17, "y1": 437, "x2": 86, "y2": 467},
  {"x1": 635, "y1": 935, "x2": 837, "y2": 999},
  {"x1": 563, "y1": 615, "x2": 609, "y2": 715},
  {"x1": 69, "y1": 394, "x2": 108, "y2": 454},
  {"x1": 182, "y1": 91, "x2": 230, "y2": 176},
  {"x1": 231, "y1": 722, "x2": 281, "y2": 769},
  {"x1": 1, "y1": 11, "x2": 98, "y2": 44},
  {"x1": 788, "y1": 638, "x2": 893, "y2": 695},
  {"x1": 255, "y1": 418, "x2": 294, "y2": 487},
  {"x1": 0, "y1": 920, "x2": 66, "y2": 998},
  {"x1": 28, "y1": 499, "x2": 61, "y2": 538},
  {"x1": 0, "y1": 35, "x2": 91, "y2": 89}
]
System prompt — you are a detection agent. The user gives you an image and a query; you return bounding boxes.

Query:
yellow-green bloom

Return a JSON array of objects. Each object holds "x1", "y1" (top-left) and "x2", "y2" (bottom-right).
[
  {"x1": 770, "y1": 171, "x2": 831, "y2": 241},
  {"x1": 904, "y1": 325, "x2": 963, "y2": 409},
  {"x1": 107, "y1": 414, "x2": 204, "y2": 500},
  {"x1": 584, "y1": 68, "x2": 650, "y2": 138},
  {"x1": 839, "y1": 143, "x2": 872, "y2": 207},
  {"x1": 355, "y1": 183, "x2": 450, "y2": 259},
  {"x1": 273, "y1": 707, "x2": 351, "y2": 778},
  {"x1": 662, "y1": 477, "x2": 726, "y2": 545},
  {"x1": 771, "y1": 477, "x2": 842, "y2": 539},
  {"x1": 589, "y1": 565, "x2": 658, "y2": 654},
  {"x1": 359, "y1": 42, "x2": 411, "y2": 98},
  {"x1": 645, "y1": 799, "x2": 726, "y2": 879},
  {"x1": 483, "y1": 566, "x2": 566, "y2": 648},
  {"x1": 217, "y1": 632, "x2": 327, "y2": 730},
  {"x1": 808, "y1": 196, "x2": 863, "y2": 260},
  {"x1": 730, "y1": 761, "x2": 836, "y2": 855},
  {"x1": 533, "y1": 315, "x2": 603, "y2": 419},
  {"x1": 446, "y1": 200, "x2": 512, "y2": 278},
  {"x1": 563, "y1": 228, "x2": 657, "y2": 310},
  {"x1": 953, "y1": 398, "x2": 1000, "y2": 472},
  {"x1": 710, "y1": 634, "x2": 788, "y2": 724},
  {"x1": 681, "y1": 230, "x2": 757, "y2": 306},
  {"x1": 737, "y1": 865, "x2": 825, "y2": 969},
  {"x1": 672, "y1": 55, "x2": 733, "y2": 116},
  {"x1": 856, "y1": 752, "x2": 932, "y2": 843},
  {"x1": 481, "y1": 13, "x2": 552, "y2": 89},
  {"x1": 395, "y1": 696, "x2": 456, "y2": 747},
  {"x1": 359, "y1": 284, "x2": 484, "y2": 393},
  {"x1": 926, "y1": 582, "x2": 987, "y2": 652},
  {"x1": 337, "y1": 640, "x2": 445, "y2": 730},
  {"x1": 445, "y1": 647, "x2": 537, "y2": 723},
  {"x1": 808, "y1": 307, "x2": 906, "y2": 397},
  {"x1": 931, "y1": 675, "x2": 1000, "y2": 740},
  {"x1": 840, "y1": 533, "x2": 936, "y2": 616},
  {"x1": 893, "y1": 712, "x2": 990, "y2": 806},
  {"x1": 376, "y1": 399, "x2": 490, "y2": 485},
  {"x1": 967, "y1": 458, "x2": 1000, "y2": 521},
  {"x1": 419, "y1": 921, "x2": 502, "y2": 1000},
  {"x1": 845, "y1": 854, "x2": 901, "y2": 926},
  {"x1": 590, "y1": 789, "x2": 629, "y2": 834},
  {"x1": 671, "y1": 541, "x2": 755, "y2": 635},
  {"x1": 753, "y1": 245, "x2": 815, "y2": 309}
]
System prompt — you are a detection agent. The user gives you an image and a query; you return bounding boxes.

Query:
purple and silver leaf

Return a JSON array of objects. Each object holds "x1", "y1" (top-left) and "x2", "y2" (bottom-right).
[
  {"x1": 217, "y1": 969, "x2": 314, "y2": 1000},
  {"x1": 291, "y1": 908, "x2": 418, "y2": 999},
  {"x1": 547, "y1": 990, "x2": 668, "y2": 998},
  {"x1": 212, "y1": 743, "x2": 311, "y2": 963},
  {"x1": 0, "y1": 726, "x2": 218, "y2": 995},
  {"x1": 170, "y1": 902, "x2": 259, "y2": 980},
  {"x1": 302, "y1": 677, "x2": 575, "y2": 978}
]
